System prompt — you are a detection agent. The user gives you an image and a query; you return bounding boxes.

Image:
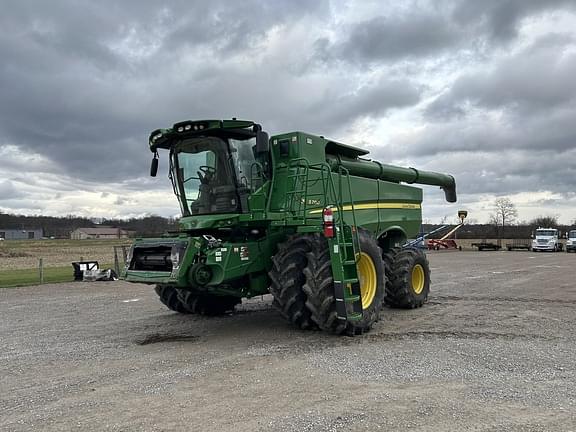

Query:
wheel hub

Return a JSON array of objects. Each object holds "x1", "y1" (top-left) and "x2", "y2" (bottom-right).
[
  {"x1": 357, "y1": 252, "x2": 377, "y2": 309},
  {"x1": 412, "y1": 264, "x2": 425, "y2": 294}
]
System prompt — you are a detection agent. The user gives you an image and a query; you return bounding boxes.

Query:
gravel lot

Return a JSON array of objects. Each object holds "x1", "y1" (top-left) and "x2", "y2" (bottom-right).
[{"x1": 1, "y1": 251, "x2": 575, "y2": 431}]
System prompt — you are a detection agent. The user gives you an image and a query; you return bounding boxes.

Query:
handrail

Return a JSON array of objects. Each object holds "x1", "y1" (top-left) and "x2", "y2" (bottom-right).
[{"x1": 282, "y1": 159, "x2": 360, "y2": 261}]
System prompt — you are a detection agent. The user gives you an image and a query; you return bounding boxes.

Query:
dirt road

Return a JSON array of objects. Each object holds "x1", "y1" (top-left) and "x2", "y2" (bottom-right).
[{"x1": 1, "y1": 251, "x2": 575, "y2": 431}]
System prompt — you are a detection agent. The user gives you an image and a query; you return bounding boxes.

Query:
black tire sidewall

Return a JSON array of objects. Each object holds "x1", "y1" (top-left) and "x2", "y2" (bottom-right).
[
  {"x1": 355, "y1": 230, "x2": 385, "y2": 330},
  {"x1": 384, "y1": 247, "x2": 431, "y2": 309},
  {"x1": 406, "y1": 250, "x2": 430, "y2": 304}
]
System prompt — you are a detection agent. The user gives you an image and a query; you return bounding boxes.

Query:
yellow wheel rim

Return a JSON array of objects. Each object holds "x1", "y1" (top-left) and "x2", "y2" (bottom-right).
[
  {"x1": 412, "y1": 264, "x2": 425, "y2": 295},
  {"x1": 357, "y1": 252, "x2": 377, "y2": 309}
]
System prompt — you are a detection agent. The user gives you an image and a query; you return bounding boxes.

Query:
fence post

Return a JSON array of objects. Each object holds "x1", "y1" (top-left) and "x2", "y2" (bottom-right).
[
  {"x1": 113, "y1": 247, "x2": 120, "y2": 275},
  {"x1": 39, "y1": 258, "x2": 44, "y2": 284}
]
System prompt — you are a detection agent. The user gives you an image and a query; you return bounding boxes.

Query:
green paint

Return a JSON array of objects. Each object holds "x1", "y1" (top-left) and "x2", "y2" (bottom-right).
[{"x1": 124, "y1": 119, "x2": 456, "y2": 313}]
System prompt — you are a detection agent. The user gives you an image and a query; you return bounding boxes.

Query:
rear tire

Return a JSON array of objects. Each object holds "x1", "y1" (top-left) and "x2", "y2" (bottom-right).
[
  {"x1": 155, "y1": 285, "x2": 190, "y2": 313},
  {"x1": 302, "y1": 231, "x2": 385, "y2": 336},
  {"x1": 177, "y1": 290, "x2": 240, "y2": 315},
  {"x1": 268, "y1": 234, "x2": 317, "y2": 330},
  {"x1": 383, "y1": 247, "x2": 431, "y2": 309}
]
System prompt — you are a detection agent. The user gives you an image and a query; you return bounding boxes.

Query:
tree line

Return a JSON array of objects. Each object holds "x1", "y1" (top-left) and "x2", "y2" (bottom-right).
[{"x1": 0, "y1": 212, "x2": 178, "y2": 238}]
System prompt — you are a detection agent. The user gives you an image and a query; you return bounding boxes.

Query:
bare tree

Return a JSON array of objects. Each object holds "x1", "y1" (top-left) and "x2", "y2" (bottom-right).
[
  {"x1": 530, "y1": 215, "x2": 559, "y2": 228},
  {"x1": 490, "y1": 198, "x2": 518, "y2": 237}
]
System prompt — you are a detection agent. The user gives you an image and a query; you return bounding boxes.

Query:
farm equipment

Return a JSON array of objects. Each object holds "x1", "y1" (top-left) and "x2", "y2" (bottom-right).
[
  {"x1": 471, "y1": 240, "x2": 502, "y2": 251},
  {"x1": 426, "y1": 212, "x2": 467, "y2": 250},
  {"x1": 122, "y1": 119, "x2": 457, "y2": 335},
  {"x1": 505, "y1": 239, "x2": 532, "y2": 251},
  {"x1": 405, "y1": 225, "x2": 451, "y2": 248},
  {"x1": 427, "y1": 238, "x2": 460, "y2": 250}
]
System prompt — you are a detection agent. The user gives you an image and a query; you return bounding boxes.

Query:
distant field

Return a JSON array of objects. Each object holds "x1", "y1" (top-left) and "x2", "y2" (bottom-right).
[
  {"x1": 0, "y1": 266, "x2": 73, "y2": 288},
  {"x1": 0, "y1": 239, "x2": 131, "y2": 287}
]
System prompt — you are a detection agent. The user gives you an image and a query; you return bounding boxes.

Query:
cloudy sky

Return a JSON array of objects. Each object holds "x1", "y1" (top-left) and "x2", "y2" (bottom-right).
[{"x1": 1, "y1": 0, "x2": 576, "y2": 224}]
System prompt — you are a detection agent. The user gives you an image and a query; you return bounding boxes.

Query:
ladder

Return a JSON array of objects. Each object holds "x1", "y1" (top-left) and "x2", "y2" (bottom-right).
[{"x1": 328, "y1": 224, "x2": 363, "y2": 321}]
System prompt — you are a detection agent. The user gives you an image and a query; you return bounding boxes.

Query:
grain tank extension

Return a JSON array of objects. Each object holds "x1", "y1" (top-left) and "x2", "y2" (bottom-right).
[{"x1": 123, "y1": 119, "x2": 457, "y2": 335}]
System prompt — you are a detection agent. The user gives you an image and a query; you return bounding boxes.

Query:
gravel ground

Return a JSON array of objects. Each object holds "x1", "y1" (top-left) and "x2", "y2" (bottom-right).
[{"x1": 1, "y1": 250, "x2": 575, "y2": 431}]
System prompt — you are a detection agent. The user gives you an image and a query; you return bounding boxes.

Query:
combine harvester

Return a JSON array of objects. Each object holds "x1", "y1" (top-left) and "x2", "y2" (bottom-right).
[{"x1": 123, "y1": 119, "x2": 457, "y2": 335}]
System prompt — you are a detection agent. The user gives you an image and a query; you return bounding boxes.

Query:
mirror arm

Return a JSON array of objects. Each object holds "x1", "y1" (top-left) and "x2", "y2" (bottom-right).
[{"x1": 150, "y1": 151, "x2": 159, "y2": 177}]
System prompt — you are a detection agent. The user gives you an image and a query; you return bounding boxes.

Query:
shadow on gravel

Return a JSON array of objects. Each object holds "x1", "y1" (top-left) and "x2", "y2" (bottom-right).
[
  {"x1": 364, "y1": 330, "x2": 561, "y2": 342},
  {"x1": 135, "y1": 333, "x2": 200, "y2": 345}
]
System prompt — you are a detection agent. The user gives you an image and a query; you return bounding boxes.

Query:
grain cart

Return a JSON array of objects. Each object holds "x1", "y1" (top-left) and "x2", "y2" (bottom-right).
[{"x1": 123, "y1": 119, "x2": 457, "y2": 335}]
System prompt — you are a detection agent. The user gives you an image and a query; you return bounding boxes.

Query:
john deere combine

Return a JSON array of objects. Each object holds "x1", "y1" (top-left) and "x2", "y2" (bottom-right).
[{"x1": 123, "y1": 119, "x2": 456, "y2": 335}]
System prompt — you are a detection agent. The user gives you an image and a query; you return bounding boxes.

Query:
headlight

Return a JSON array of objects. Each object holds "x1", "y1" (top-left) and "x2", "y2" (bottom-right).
[
  {"x1": 125, "y1": 246, "x2": 134, "y2": 268},
  {"x1": 170, "y1": 242, "x2": 188, "y2": 270},
  {"x1": 170, "y1": 250, "x2": 180, "y2": 267}
]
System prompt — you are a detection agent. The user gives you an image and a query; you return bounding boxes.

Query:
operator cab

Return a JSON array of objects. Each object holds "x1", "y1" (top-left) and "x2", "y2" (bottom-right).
[
  {"x1": 149, "y1": 120, "x2": 269, "y2": 217},
  {"x1": 171, "y1": 136, "x2": 257, "y2": 215}
]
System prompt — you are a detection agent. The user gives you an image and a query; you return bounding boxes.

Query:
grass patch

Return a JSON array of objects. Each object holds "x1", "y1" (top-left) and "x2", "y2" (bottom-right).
[{"x1": 0, "y1": 263, "x2": 114, "y2": 288}]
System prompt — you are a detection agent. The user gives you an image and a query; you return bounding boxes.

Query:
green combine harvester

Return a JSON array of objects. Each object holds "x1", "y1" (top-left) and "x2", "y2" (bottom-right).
[{"x1": 123, "y1": 119, "x2": 456, "y2": 335}]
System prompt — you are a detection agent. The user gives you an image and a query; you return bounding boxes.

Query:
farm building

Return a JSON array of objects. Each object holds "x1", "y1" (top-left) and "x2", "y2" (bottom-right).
[
  {"x1": 70, "y1": 227, "x2": 131, "y2": 240},
  {"x1": 0, "y1": 228, "x2": 44, "y2": 240}
]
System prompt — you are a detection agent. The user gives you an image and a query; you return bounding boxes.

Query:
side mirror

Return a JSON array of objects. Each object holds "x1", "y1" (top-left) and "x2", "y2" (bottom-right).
[
  {"x1": 530, "y1": 233, "x2": 534, "y2": 239},
  {"x1": 255, "y1": 131, "x2": 269, "y2": 154},
  {"x1": 150, "y1": 155, "x2": 159, "y2": 177}
]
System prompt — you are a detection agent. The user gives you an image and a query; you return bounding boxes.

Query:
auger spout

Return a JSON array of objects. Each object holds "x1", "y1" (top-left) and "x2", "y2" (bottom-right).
[{"x1": 325, "y1": 154, "x2": 457, "y2": 202}]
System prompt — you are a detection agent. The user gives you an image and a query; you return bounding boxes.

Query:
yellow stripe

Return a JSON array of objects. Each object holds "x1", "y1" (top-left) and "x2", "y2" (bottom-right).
[{"x1": 309, "y1": 202, "x2": 421, "y2": 214}]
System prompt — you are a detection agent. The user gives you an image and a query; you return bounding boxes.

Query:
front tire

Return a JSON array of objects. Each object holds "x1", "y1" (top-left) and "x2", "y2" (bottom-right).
[
  {"x1": 383, "y1": 247, "x2": 431, "y2": 309},
  {"x1": 177, "y1": 290, "x2": 240, "y2": 315},
  {"x1": 268, "y1": 234, "x2": 317, "y2": 330},
  {"x1": 155, "y1": 285, "x2": 190, "y2": 313},
  {"x1": 302, "y1": 231, "x2": 385, "y2": 336}
]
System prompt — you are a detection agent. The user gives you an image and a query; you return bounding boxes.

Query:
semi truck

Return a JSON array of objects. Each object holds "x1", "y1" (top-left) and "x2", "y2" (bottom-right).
[
  {"x1": 531, "y1": 228, "x2": 563, "y2": 252},
  {"x1": 122, "y1": 119, "x2": 457, "y2": 335},
  {"x1": 566, "y1": 230, "x2": 576, "y2": 253}
]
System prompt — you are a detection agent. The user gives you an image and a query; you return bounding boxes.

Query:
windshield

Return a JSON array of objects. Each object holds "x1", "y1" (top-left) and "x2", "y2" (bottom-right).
[
  {"x1": 569, "y1": 230, "x2": 576, "y2": 239},
  {"x1": 169, "y1": 136, "x2": 258, "y2": 216},
  {"x1": 535, "y1": 230, "x2": 557, "y2": 237}
]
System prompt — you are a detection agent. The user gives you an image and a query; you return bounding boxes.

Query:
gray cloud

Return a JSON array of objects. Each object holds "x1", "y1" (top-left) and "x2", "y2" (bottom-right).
[
  {"x1": 331, "y1": 14, "x2": 463, "y2": 63},
  {"x1": 425, "y1": 34, "x2": 576, "y2": 120},
  {"x1": 297, "y1": 79, "x2": 423, "y2": 134},
  {"x1": 1, "y1": 1, "x2": 576, "y2": 222},
  {"x1": 317, "y1": 0, "x2": 576, "y2": 66},
  {"x1": 0, "y1": 0, "x2": 330, "y2": 183},
  {"x1": 0, "y1": 181, "x2": 24, "y2": 200},
  {"x1": 452, "y1": 0, "x2": 576, "y2": 42}
]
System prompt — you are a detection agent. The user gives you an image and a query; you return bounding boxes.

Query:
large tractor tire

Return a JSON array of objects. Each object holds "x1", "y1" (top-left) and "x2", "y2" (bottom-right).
[
  {"x1": 155, "y1": 285, "x2": 190, "y2": 313},
  {"x1": 303, "y1": 231, "x2": 385, "y2": 336},
  {"x1": 268, "y1": 234, "x2": 317, "y2": 330},
  {"x1": 383, "y1": 247, "x2": 430, "y2": 309},
  {"x1": 177, "y1": 290, "x2": 240, "y2": 315}
]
